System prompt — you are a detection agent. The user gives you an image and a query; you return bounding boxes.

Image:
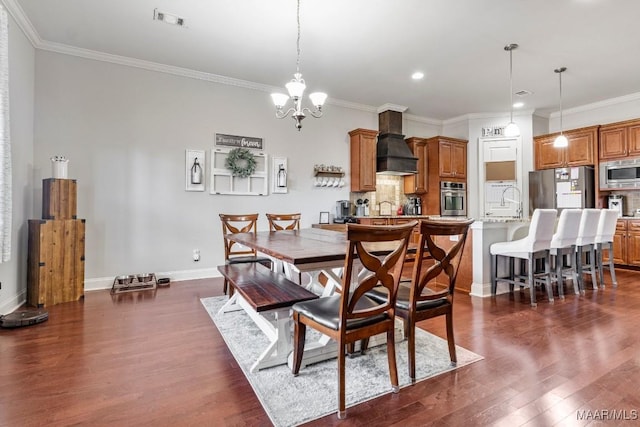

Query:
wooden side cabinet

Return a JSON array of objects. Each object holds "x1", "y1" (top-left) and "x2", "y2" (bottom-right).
[
  {"x1": 349, "y1": 128, "x2": 378, "y2": 192},
  {"x1": 403, "y1": 137, "x2": 428, "y2": 194},
  {"x1": 534, "y1": 126, "x2": 598, "y2": 170},
  {"x1": 599, "y1": 118, "x2": 640, "y2": 160},
  {"x1": 27, "y1": 219, "x2": 85, "y2": 307}
]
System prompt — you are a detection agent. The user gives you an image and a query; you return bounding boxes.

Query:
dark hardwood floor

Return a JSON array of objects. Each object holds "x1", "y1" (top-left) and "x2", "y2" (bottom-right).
[{"x1": 2, "y1": 271, "x2": 639, "y2": 426}]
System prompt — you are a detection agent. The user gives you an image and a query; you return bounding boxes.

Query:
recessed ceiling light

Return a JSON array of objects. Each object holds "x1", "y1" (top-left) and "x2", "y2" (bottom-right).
[
  {"x1": 153, "y1": 8, "x2": 185, "y2": 26},
  {"x1": 513, "y1": 102, "x2": 524, "y2": 108},
  {"x1": 411, "y1": 72, "x2": 424, "y2": 80}
]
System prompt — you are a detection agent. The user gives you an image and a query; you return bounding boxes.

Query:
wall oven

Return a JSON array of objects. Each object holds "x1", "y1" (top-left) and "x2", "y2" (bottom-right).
[
  {"x1": 440, "y1": 181, "x2": 466, "y2": 216},
  {"x1": 600, "y1": 158, "x2": 640, "y2": 189}
]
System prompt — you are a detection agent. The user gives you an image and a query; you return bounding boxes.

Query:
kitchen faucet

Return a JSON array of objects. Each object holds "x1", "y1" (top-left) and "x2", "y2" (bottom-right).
[{"x1": 500, "y1": 186, "x2": 523, "y2": 219}]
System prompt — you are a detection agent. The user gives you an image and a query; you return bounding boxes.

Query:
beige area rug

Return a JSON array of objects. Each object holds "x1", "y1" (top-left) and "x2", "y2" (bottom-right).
[{"x1": 201, "y1": 296, "x2": 483, "y2": 426}]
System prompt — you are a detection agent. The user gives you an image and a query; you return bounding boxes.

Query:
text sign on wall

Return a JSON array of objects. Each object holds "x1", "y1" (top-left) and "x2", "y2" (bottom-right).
[{"x1": 215, "y1": 133, "x2": 263, "y2": 150}]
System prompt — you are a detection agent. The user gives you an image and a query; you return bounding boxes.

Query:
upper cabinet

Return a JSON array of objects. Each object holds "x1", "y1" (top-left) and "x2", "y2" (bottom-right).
[
  {"x1": 534, "y1": 126, "x2": 598, "y2": 170},
  {"x1": 403, "y1": 137, "x2": 428, "y2": 194},
  {"x1": 426, "y1": 136, "x2": 468, "y2": 179},
  {"x1": 349, "y1": 128, "x2": 378, "y2": 192},
  {"x1": 599, "y1": 118, "x2": 640, "y2": 161}
]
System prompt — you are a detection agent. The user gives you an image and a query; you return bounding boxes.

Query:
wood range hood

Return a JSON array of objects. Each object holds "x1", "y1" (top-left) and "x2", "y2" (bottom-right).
[{"x1": 376, "y1": 109, "x2": 418, "y2": 176}]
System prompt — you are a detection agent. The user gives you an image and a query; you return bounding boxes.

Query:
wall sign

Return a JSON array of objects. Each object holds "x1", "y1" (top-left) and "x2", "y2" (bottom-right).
[{"x1": 215, "y1": 133, "x2": 263, "y2": 150}]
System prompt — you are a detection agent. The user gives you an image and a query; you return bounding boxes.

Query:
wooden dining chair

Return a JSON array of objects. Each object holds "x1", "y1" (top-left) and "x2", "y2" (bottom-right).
[
  {"x1": 366, "y1": 218, "x2": 473, "y2": 384},
  {"x1": 265, "y1": 213, "x2": 303, "y2": 283},
  {"x1": 265, "y1": 213, "x2": 301, "y2": 231},
  {"x1": 291, "y1": 221, "x2": 417, "y2": 419},
  {"x1": 219, "y1": 213, "x2": 272, "y2": 295}
]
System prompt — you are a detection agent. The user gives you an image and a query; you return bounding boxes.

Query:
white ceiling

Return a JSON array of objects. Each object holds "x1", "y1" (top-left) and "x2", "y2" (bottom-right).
[{"x1": 8, "y1": 0, "x2": 640, "y2": 120}]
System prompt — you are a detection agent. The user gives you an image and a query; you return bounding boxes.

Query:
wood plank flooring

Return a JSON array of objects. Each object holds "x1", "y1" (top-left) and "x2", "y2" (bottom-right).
[{"x1": 1, "y1": 271, "x2": 639, "y2": 426}]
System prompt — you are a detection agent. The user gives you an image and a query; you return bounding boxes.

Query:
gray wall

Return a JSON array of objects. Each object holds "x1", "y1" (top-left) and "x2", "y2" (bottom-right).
[
  {"x1": 0, "y1": 12, "x2": 35, "y2": 314},
  {"x1": 32, "y1": 51, "x2": 376, "y2": 290}
]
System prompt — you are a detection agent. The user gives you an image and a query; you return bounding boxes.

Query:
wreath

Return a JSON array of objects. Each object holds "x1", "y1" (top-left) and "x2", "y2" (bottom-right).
[{"x1": 225, "y1": 148, "x2": 257, "y2": 178}]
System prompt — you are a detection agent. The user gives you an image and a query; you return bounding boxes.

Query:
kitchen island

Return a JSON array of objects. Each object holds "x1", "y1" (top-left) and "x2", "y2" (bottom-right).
[{"x1": 469, "y1": 218, "x2": 531, "y2": 297}]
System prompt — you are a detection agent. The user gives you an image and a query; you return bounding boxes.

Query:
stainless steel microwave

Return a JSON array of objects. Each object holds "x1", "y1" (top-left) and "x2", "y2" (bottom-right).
[{"x1": 600, "y1": 158, "x2": 640, "y2": 189}]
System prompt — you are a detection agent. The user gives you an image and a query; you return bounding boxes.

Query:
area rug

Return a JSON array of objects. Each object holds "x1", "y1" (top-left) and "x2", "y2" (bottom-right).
[{"x1": 201, "y1": 296, "x2": 483, "y2": 427}]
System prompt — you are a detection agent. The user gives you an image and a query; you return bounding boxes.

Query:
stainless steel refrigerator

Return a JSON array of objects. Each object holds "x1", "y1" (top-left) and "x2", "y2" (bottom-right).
[{"x1": 528, "y1": 166, "x2": 595, "y2": 216}]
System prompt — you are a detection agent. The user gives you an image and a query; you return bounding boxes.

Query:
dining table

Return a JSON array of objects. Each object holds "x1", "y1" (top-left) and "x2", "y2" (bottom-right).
[{"x1": 221, "y1": 226, "x2": 417, "y2": 370}]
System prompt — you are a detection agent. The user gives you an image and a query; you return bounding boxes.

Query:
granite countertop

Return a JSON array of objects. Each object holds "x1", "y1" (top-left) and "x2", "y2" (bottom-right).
[
  {"x1": 477, "y1": 217, "x2": 530, "y2": 223},
  {"x1": 356, "y1": 215, "x2": 432, "y2": 219}
]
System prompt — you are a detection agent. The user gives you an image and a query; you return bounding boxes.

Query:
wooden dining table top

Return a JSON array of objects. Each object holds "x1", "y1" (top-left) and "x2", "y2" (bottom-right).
[{"x1": 226, "y1": 227, "x2": 416, "y2": 267}]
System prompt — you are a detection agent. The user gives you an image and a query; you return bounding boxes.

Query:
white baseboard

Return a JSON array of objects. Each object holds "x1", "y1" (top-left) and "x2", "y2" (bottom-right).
[
  {"x1": 85, "y1": 268, "x2": 222, "y2": 291},
  {"x1": 0, "y1": 289, "x2": 27, "y2": 316}
]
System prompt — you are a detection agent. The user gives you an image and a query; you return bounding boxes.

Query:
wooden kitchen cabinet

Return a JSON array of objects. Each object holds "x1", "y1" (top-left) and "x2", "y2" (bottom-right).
[
  {"x1": 608, "y1": 219, "x2": 640, "y2": 266},
  {"x1": 427, "y1": 137, "x2": 467, "y2": 179},
  {"x1": 599, "y1": 118, "x2": 640, "y2": 160},
  {"x1": 403, "y1": 137, "x2": 428, "y2": 194},
  {"x1": 349, "y1": 128, "x2": 378, "y2": 192},
  {"x1": 533, "y1": 125, "x2": 598, "y2": 170}
]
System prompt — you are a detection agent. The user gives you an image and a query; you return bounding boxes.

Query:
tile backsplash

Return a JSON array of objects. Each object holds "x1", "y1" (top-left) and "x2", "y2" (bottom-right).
[
  {"x1": 608, "y1": 191, "x2": 640, "y2": 216},
  {"x1": 351, "y1": 175, "x2": 403, "y2": 215}
]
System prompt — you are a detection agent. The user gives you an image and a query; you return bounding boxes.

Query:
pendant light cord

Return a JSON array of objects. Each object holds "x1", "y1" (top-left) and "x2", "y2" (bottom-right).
[
  {"x1": 509, "y1": 49, "x2": 514, "y2": 122},
  {"x1": 295, "y1": 0, "x2": 301, "y2": 74},
  {"x1": 558, "y1": 70, "x2": 563, "y2": 135}
]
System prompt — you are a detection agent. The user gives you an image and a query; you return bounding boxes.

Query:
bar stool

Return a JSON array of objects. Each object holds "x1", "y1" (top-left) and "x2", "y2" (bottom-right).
[
  {"x1": 549, "y1": 209, "x2": 582, "y2": 298},
  {"x1": 490, "y1": 209, "x2": 557, "y2": 307},
  {"x1": 595, "y1": 209, "x2": 619, "y2": 288},
  {"x1": 575, "y1": 209, "x2": 601, "y2": 294}
]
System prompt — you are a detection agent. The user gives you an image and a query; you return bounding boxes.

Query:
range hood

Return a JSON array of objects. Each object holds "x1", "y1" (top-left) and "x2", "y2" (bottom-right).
[{"x1": 376, "y1": 109, "x2": 417, "y2": 175}]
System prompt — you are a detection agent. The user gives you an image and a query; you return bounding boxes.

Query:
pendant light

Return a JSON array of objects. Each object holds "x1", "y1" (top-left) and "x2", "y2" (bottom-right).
[
  {"x1": 270, "y1": 0, "x2": 327, "y2": 130},
  {"x1": 553, "y1": 67, "x2": 568, "y2": 148},
  {"x1": 503, "y1": 44, "x2": 520, "y2": 137}
]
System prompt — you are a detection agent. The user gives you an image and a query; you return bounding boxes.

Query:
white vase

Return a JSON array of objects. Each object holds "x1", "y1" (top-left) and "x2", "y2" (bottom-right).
[{"x1": 51, "y1": 156, "x2": 69, "y2": 179}]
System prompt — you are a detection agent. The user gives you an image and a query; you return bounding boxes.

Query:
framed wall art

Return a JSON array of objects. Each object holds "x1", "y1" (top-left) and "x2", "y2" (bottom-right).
[
  {"x1": 185, "y1": 149, "x2": 205, "y2": 192},
  {"x1": 272, "y1": 156, "x2": 288, "y2": 194}
]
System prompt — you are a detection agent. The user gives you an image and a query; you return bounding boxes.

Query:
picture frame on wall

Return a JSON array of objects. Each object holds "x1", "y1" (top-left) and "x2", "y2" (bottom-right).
[
  {"x1": 185, "y1": 149, "x2": 206, "y2": 192},
  {"x1": 272, "y1": 156, "x2": 288, "y2": 194}
]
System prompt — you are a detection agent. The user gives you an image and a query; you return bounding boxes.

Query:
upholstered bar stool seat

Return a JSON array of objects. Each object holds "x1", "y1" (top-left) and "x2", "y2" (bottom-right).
[
  {"x1": 549, "y1": 209, "x2": 582, "y2": 298},
  {"x1": 490, "y1": 209, "x2": 557, "y2": 307},
  {"x1": 595, "y1": 209, "x2": 619, "y2": 288}
]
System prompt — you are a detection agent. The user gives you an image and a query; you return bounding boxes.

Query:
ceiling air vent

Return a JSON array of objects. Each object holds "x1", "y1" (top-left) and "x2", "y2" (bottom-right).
[{"x1": 153, "y1": 9, "x2": 185, "y2": 27}]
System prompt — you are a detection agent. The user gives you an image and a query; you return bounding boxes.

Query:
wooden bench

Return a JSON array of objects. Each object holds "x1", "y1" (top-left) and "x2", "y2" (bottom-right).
[
  {"x1": 216, "y1": 263, "x2": 318, "y2": 372},
  {"x1": 217, "y1": 263, "x2": 318, "y2": 311}
]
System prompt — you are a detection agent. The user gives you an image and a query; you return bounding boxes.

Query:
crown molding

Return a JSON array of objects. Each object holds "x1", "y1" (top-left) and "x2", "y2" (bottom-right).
[
  {"x1": 403, "y1": 113, "x2": 442, "y2": 127},
  {"x1": 549, "y1": 91, "x2": 640, "y2": 119},
  {"x1": 377, "y1": 103, "x2": 407, "y2": 113},
  {"x1": 1, "y1": 0, "x2": 42, "y2": 46}
]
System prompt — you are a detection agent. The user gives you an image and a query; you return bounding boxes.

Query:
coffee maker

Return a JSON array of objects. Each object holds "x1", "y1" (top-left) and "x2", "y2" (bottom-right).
[
  {"x1": 334, "y1": 200, "x2": 355, "y2": 223},
  {"x1": 608, "y1": 194, "x2": 623, "y2": 217}
]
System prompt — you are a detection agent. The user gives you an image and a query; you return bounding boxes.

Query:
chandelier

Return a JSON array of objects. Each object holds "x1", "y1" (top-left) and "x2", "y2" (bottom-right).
[
  {"x1": 503, "y1": 43, "x2": 520, "y2": 137},
  {"x1": 270, "y1": 0, "x2": 327, "y2": 130}
]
